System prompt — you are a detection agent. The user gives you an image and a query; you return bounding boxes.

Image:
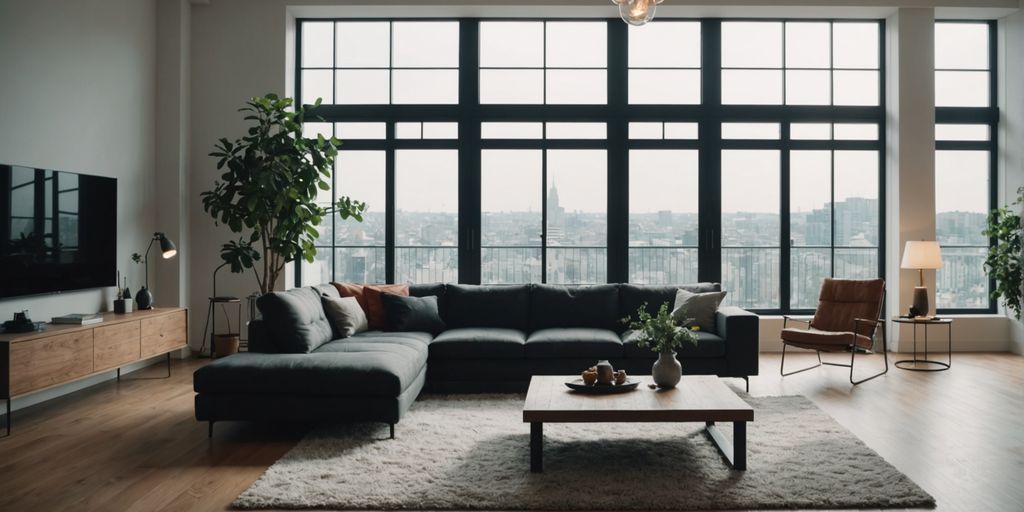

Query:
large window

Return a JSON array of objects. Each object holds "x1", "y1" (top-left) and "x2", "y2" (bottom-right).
[
  {"x1": 296, "y1": 18, "x2": 885, "y2": 312},
  {"x1": 934, "y1": 21, "x2": 996, "y2": 312}
]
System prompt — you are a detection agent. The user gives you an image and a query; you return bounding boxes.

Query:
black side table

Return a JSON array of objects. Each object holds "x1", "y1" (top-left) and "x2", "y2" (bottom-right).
[{"x1": 893, "y1": 317, "x2": 952, "y2": 371}]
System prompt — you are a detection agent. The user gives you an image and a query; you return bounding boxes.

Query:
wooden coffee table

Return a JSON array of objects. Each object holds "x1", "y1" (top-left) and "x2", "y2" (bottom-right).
[{"x1": 522, "y1": 375, "x2": 754, "y2": 473}]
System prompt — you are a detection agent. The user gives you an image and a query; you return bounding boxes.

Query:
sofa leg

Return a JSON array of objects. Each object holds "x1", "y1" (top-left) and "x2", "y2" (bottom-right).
[
  {"x1": 742, "y1": 376, "x2": 749, "y2": 393},
  {"x1": 389, "y1": 423, "x2": 395, "y2": 440},
  {"x1": 208, "y1": 421, "x2": 214, "y2": 439}
]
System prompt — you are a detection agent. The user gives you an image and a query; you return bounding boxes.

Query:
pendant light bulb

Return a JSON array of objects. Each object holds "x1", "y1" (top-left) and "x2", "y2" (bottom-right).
[{"x1": 619, "y1": 0, "x2": 656, "y2": 27}]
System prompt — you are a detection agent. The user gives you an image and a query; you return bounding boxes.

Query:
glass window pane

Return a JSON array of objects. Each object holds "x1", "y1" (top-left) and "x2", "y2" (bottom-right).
[
  {"x1": 392, "y1": 22, "x2": 459, "y2": 68},
  {"x1": 936, "y1": 150, "x2": 989, "y2": 246},
  {"x1": 936, "y1": 124, "x2": 989, "y2": 141},
  {"x1": 547, "y1": 150, "x2": 607, "y2": 284},
  {"x1": 629, "y1": 22, "x2": 701, "y2": 68},
  {"x1": 629, "y1": 122, "x2": 663, "y2": 139},
  {"x1": 395, "y1": 150, "x2": 459, "y2": 283},
  {"x1": 546, "y1": 22, "x2": 606, "y2": 68},
  {"x1": 628, "y1": 69, "x2": 700, "y2": 104},
  {"x1": 629, "y1": 150, "x2": 699, "y2": 284},
  {"x1": 786, "y1": 70, "x2": 830, "y2": 105},
  {"x1": 833, "y1": 70, "x2": 879, "y2": 106},
  {"x1": 302, "y1": 22, "x2": 334, "y2": 68},
  {"x1": 300, "y1": 248, "x2": 332, "y2": 287},
  {"x1": 722, "y1": 70, "x2": 782, "y2": 105},
  {"x1": 935, "y1": 23, "x2": 988, "y2": 70},
  {"x1": 335, "y1": 151, "x2": 386, "y2": 247},
  {"x1": 722, "y1": 123, "x2": 780, "y2": 140},
  {"x1": 482, "y1": 150, "x2": 543, "y2": 284},
  {"x1": 664, "y1": 123, "x2": 699, "y2": 139},
  {"x1": 481, "y1": 122, "x2": 543, "y2": 139},
  {"x1": 835, "y1": 248, "x2": 878, "y2": 279},
  {"x1": 833, "y1": 22, "x2": 879, "y2": 69},
  {"x1": 480, "y1": 69, "x2": 544, "y2": 104},
  {"x1": 395, "y1": 122, "x2": 421, "y2": 139},
  {"x1": 336, "y1": 70, "x2": 389, "y2": 104},
  {"x1": 335, "y1": 123, "x2": 385, "y2": 140},
  {"x1": 423, "y1": 122, "x2": 458, "y2": 139},
  {"x1": 833, "y1": 123, "x2": 878, "y2": 140},
  {"x1": 935, "y1": 71, "x2": 989, "y2": 107},
  {"x1": 791, "y1": 248, "x2": 831, "y2": 309},
  {"x1": 785, "y1": 22, "x2": 830, "y2": 68},
  {"x1": 336, "y1": 247, "x2": 386, "y2": 284},
  {"x1": 480, "y1": 22, "x2": 543, "y2": 68},
  {"x1": 546, "y1": 122, "x2": 606, "y2": 139},
  {"x1": 304, "y1": 122, "x2": 333, "y2": 140},
  {"x1": 721, "y1": 151, "x2": 780, "y2": 247},
  {"x1": 790, "y1": 150, "x2": 832, "y2": 309},
  {"x1": 936, "y1": 247, "x2": 988, "y2": 309},
  {"x1": 722, "y1": 22, "x2": 782, "y2": 68},
  {"x1": 336, "y1": 22, "x2": 390, "y2": 68},
  {"x1": 834, "y1": 150, "x2": 879, "y2": 247},
  {"x1": 301, "y1": 69, "x2": 333, "y2": 104},
  {"x1": 791, "y1": 123, "x2": 831, "y2": 140},
  {"x1": 546, "y1": 70, "x2": 607, "y2": 104},
  {"x1": 392, "y1": 69, "x2": 459, "y2": 104}
]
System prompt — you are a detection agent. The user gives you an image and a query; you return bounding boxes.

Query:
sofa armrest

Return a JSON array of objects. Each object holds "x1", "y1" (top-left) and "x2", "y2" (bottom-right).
[
  {"x1": 715, "y1": 306, "x2": 759, "y2": 377},
  {"x1": 246, "y1": 319, "x2": 276, "y2": 353}
]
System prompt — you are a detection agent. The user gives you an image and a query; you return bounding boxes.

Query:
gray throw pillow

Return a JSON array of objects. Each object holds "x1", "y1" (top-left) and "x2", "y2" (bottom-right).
[
  {"x1": 672, "y1": 289, "x2": 727, "y2": 333},
  {"x1": 381, "y1": 294, "x2": 446, "y2": 334},
  {"x1": 322, "y1": 295, "x2": 368, "y2": 338}
]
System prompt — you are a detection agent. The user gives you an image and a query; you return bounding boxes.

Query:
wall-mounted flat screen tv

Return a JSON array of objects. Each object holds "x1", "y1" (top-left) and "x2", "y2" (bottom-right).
[{"x1": 0, "y1": 164, "x2": 117, "y2": 299}]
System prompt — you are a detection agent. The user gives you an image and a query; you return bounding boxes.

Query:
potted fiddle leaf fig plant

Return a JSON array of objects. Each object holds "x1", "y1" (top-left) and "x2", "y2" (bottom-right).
[
  {"x1": 622, "y1": 302, "x2": 699, "y2": 389},
  {"x1": 202, "y1": 94, "x2": 366, "y2": 295},
  {"x1": 983, "y1": 185, "x2": 1024, "y2": 319}
]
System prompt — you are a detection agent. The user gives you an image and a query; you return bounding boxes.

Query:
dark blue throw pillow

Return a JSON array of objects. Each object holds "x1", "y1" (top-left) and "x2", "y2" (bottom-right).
[{"x1": 381, "y1": 294, "x2": 447, "y2": 334}]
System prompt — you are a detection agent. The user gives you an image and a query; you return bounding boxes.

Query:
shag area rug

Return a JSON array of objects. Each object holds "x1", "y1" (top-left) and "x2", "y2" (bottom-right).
[{"x1": 235, "y1": 392, "x2": 934, "y2": 510}]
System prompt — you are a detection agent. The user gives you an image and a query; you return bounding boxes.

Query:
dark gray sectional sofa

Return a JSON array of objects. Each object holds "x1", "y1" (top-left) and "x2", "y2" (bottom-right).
[{"x1": 194, "y1": 282, "x2": 758, "y2": 437}]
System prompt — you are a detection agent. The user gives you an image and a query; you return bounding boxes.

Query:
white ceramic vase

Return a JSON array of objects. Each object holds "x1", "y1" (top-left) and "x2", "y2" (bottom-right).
[{"x1": 652, "y1": 350, "x2": 682, "y2": 389}]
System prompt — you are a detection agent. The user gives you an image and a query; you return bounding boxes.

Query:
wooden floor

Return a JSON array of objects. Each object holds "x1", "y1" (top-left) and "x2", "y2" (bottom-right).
[{"x1": 0, "y1": 352, "x2": 1021, "y2": 512}]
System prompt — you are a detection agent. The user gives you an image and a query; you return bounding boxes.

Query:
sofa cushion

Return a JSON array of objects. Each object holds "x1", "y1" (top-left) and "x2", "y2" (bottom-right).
[
  {"x1": 192, "y1": 348, "x2": 425, "y2": 398},
  {"x1": 525, "y1": 328, "x2": 623, "y2": 359},
  {"x1": 381, "y1": 294, "x2": 446, "y2": 334},
  {"x1": 256, "y1": 287, "x2": 334, "y2": 353},
  {"x1": 621, "y1": 330, "x2": 727, "y2": 359},
  {"x1": 444, "y1": 284, "x2": 531, "y2": 331},
  {"x1": 672, "y1": 289, "x2": 727, "y2": 334},
  {"x1": 322, "y1": 295, "x2": 369, "y2": 338},
  {"x1": 429, "y1": 328, "x2": 527, "y2": 360},
  {"x1": 530, "y1": 284, "x2": 620, "y2": 331},
  {"x1": 619, "y1": 283, "x2": 721, "y2": 322}
]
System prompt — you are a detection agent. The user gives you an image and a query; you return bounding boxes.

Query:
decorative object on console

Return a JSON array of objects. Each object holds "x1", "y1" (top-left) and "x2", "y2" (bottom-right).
[
  {"x1": 900, "y1": 241, "x2": 942, "y2": 318},
  {"x1": 2, "y1": 311, "x2": 43, "y2": 333},
  {"x1": 622, "y1": 302, "x2": 698, "y2": 389},
  {"x1": 201, "y1": 94, "x2": 366, "y2": 295},
  {"x1": 114, "y1": 271, "x2": 133, "y2": 314},
  {"x1": 982, "y1": 185, "x2": 1024, "y2": 319},
  {"x1": 132, "y1": 232, "x2": 178, "y2": 310},
  {"x1": 52, "y1": 313, "x2": 103, "y2": 325}
]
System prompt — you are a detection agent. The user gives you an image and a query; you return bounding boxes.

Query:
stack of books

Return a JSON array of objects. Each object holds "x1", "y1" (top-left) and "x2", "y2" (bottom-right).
[{"x1": 51, "y1": 313, "x2": 104, "y2": 326}]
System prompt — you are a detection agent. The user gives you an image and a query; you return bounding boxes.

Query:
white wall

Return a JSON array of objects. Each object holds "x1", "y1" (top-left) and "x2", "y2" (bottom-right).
[
  {"x1": 0, "y1": 0, "x2": 157, "y2": 320},
  {"x1": 0, "y1": 0, "x2": 163, "y2": 411},
  {"x1": 999, "y1": 9, "x2": 1024, "y2": 355}
]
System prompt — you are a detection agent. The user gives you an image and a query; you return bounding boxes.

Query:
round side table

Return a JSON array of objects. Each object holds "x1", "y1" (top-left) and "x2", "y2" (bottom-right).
[{"x1": 893, "y1": 317, "x2": 952, "y2": 371}]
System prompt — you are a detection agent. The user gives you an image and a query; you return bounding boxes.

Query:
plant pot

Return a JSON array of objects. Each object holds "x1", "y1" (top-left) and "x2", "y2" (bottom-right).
[
  {"x1": 652, "y1": 350, "x2": 682, "y2": 389},
  {"x1": 214, "y1": 334, "x2": 240, "y2": 357}
]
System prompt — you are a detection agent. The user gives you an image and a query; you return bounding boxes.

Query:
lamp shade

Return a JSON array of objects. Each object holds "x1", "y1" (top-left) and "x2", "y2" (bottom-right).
[
  {"x1": 900, "y1": 241, "x2": 943, "y2": 270},
  {"x1": 158, "y1": 234, "x2": 178, "y2": 259}
]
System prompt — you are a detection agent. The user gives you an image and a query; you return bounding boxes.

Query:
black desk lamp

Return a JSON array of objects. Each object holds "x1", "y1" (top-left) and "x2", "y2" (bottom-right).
[{"x1": 134, "y1": 232, "x2": 178, "y2": 310}]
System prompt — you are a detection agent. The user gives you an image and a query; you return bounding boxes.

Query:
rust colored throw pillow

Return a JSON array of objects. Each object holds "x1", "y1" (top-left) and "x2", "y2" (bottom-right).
[
  {"x1": 363, "y1": 284, "x2": 409, "y2": 330},
  {"x1": 332, "y1": 282, "x2": 370, "y2": 312}
]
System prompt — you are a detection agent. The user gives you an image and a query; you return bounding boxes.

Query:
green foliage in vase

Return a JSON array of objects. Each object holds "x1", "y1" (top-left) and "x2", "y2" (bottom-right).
[
  {"x1": 621, "y1": 302, "x2": 699, "y2": 354},
  {"x1": 201, "y1": 94, "x2": 366, "y2": 294},
  {"x1": 983, "y1": 185, "x2": 1024, "y2": 319}
]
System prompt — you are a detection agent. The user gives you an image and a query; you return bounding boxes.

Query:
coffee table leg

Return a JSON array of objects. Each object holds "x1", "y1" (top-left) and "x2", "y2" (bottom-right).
[
  {"x1": 706, "y1": 421, "x2": 747, "y2": 471},
  {"x1": 530, "y1": 422, "x2": 543, "y2": 473},
  {"x1": 733, "y1": 421, "x2": 747, "y2": 470}
]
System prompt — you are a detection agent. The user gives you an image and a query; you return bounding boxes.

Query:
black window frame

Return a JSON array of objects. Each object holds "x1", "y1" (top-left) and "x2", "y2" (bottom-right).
[
  {"x1": 294, "y1": 17, "x2": 887, "y2": 315},
  {"x1": 934, "y1": 19, "x2": 999, "y2": 315}
]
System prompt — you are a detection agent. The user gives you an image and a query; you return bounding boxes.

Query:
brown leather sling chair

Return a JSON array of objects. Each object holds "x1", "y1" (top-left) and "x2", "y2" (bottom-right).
[{"x1": 780, "y1": 278, "x2": 889, "y2": 385}]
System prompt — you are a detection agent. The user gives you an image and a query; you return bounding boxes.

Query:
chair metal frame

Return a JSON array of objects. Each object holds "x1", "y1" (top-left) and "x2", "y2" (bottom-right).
[{"x1": 780, "y1": 316, "x2": 889, "y2": 385}]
